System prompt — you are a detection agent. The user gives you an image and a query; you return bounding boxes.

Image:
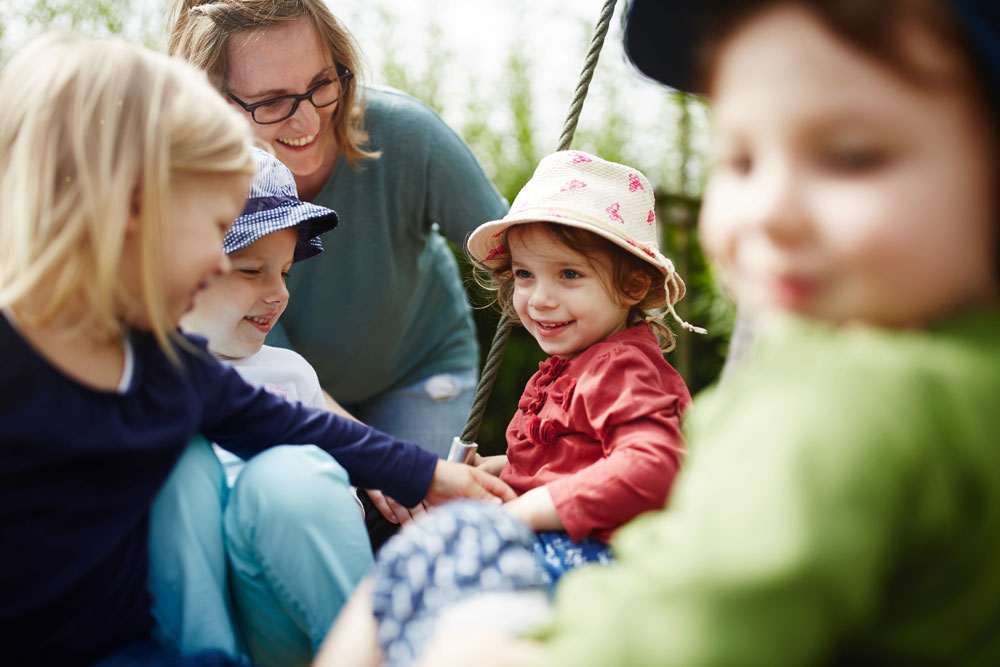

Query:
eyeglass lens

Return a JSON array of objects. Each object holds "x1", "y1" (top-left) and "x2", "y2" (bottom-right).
[{"x1": 253, "y1": 79, "x2": 340, "y2": 124}]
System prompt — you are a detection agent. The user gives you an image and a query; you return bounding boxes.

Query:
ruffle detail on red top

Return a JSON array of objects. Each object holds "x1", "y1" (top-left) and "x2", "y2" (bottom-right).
[
  {"x1": 549, "y1": 376, "x2": 576, "y2": 411},
  {"x1": 523, "y1": 413, "x2": 559, "y2": 447},
  {"x1": 517, "y1": 385, "x2": 545, "y2": 414},
  {"x1": 517, "y1": 356, "x2": 571, "y2": 415},
  {"x1": 536, "y1": 355, "x2": 569, "y2": 387}
]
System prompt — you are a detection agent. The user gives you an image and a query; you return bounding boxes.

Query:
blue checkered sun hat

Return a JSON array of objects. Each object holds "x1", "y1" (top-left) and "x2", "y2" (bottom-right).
[{"x1": 223, "y1": 147, "x2": 338, "y2": 263}]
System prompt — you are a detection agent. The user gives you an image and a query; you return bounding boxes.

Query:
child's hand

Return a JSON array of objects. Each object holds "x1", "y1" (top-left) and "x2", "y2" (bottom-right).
[
  {"x1": 365, "y1": 489, "x2": 428, "y2": 525},
  {"x1": 426, "y1": 461, "x2": 517, "y2": 506},
  {"x1": 503, "y1": 486, "x2": 563, "y2": 532},
  {"x1": 476, "y1": 454, "x2": 508, "y2": 477}
]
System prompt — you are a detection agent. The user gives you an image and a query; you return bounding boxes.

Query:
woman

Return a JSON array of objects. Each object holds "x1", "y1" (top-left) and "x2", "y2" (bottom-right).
[{"x1": 168, "y1": 0, "x2": 508, "y2": 521}]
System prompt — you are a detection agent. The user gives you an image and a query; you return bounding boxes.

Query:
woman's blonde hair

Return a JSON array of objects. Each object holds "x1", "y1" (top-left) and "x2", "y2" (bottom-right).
[
  {"x1": 472, "y1": 222, "x2": 678, "y2": 352},
  {"x1": 167, "y1": 0, "x2": 377, "y2": 166},
  {"x1": 0, "y1": 31, "x2": 255, "y2": 356}
]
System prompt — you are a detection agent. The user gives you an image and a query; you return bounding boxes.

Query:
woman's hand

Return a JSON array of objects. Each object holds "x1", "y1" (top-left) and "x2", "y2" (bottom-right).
[
  {"x1": 365, "y1": 489, "x2": 428, "y2": 524},
  {"x1": 426, "y1": 461, "x2": 517, "y2": 505},
  {"x1": 476, "y1": 454, "x2": 508, "y2": 477}
]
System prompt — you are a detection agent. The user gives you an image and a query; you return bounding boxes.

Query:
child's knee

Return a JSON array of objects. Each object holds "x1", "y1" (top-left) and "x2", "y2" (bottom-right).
[
  {"x1": 229, "y1": 445, "x2": 352, "y2": 520},
  {"x1": 154, "y1": 436, "x2": 227, "y2": 516}
]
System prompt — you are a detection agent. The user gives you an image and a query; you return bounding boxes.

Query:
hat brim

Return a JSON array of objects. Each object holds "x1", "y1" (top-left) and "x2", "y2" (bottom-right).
[
  {"x1": 624, "y1": 0, "x2": 735, "y2": 94},
  {"x1": 229, "y1": 200, "x2": 338, "y2": 263},
  {"x1": 467, "y1": 212, "x2": 671, "y2": 309}
]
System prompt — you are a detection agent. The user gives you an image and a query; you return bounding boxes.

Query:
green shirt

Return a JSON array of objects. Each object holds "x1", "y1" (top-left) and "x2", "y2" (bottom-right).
[
  {"x1": 540, "y1": 309, "x2": 1000, "y2": 665},
  {"x1": 269, "y1": 87, "x2": 507, "y2": 404}
]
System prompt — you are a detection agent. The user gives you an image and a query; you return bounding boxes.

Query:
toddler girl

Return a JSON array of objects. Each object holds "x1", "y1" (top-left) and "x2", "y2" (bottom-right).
[
  {"x1": 355, "y1": 150, "x2": 700, "y2": 664},
  {"x1": 467, "y1": 150, "x2": 698, "y2": 572},
  {"x1": 0, "y1": 32, "x2": 512, "y2": 666}
]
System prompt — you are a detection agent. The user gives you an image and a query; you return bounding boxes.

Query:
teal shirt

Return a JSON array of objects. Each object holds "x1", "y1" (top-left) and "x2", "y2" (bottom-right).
[
  {"x1": 268, "y1": 87, "x2": 507, "y2": 404},
  {"x1": 540, "y1": 309, "x2": 1000, "y2": 665}
]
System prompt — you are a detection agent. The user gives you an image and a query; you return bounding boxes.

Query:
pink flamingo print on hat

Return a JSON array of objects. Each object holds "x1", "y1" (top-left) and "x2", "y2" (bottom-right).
[
  {"x1": 647, "y1": 210, "x2": 655, "y2": 225},
  {"x1": 628, "y1": 174, "x2": 645, "y2": 192},
  {"x1": 571, "y1": 152, "x2": 593, "y2": 164},
  {"x1": 486, "y1": 245, "x2": 509, "y2": 260},
  {"x1": 560, "y1": 179, "x2": 587, "y2": 192},
  {"x1": 606, "y1": 202, "x2": 624, "y2": 224}
]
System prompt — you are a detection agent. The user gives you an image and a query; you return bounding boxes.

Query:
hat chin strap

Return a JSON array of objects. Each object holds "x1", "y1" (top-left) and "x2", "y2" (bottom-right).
[{"x1": 663, "y1": 271, "x2": 708, "y2": 335}]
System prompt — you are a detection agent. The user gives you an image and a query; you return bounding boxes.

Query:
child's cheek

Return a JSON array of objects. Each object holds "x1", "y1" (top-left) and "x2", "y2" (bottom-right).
[{"x1": 697, "y1": 185, "x2": 737, "y2": 268}]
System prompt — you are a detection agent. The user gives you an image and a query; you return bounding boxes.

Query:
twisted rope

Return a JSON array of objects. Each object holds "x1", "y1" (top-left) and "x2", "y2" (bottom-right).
[{"x1": 460, "y1": 0, "x2": 619, "y2": 445}]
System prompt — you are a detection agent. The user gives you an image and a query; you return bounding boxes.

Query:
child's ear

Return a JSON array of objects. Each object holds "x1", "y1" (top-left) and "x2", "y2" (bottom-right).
[{"x1": 624, "y1": 271, "x2": 653, "y2": 305}]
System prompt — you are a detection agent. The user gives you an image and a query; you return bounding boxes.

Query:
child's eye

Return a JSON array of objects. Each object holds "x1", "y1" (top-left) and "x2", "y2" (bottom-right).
[
  {"x1": 238, "y1": 268, "x2": 261, "y2": 276},
  {"x1": 281, "y1": 271, "x2": 290, "y2": 280},
  {"x1": 513, "y1": 269, "x2": 532, "y2": 280},
  {"x1": 821, "y1": 145, "x2": 888, "y2": 174},
  {"x1": 728, "y1": 154, "x2": 753, "y2": 175},
  {"x1": 561, "y1": 269, "x2": 581, "y2": 280}
]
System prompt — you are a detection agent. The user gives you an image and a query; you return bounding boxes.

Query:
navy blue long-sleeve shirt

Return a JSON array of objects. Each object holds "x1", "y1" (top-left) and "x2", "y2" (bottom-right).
[{"x1": 0, "y1": 317, "x2": 437, "y2": 664}]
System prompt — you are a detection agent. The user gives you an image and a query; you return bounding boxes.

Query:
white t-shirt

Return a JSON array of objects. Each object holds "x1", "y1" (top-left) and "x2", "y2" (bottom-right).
[
  {"x1": 228, "y1": 344, "x2": 327, "y2": 409},
  {"x1": 215, "y1": 345, "x2": 327, "y2": 485}
]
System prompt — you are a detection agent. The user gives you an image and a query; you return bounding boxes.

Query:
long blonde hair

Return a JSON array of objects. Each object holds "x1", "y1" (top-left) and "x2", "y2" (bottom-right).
[
  {"x1": 167, "y1": 0, "x2": 377, "y2": 166},
  {"x1": 0, "y1": 31, "x2": 255, "y2": 356}
]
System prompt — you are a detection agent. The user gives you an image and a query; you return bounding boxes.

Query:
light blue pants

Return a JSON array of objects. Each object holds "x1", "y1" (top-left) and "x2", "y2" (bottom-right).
[
  {"x1": 148, "y1": 438, "x2": 373, "y2": 667},
  {"x1": 348, "y1": 368, "x2": 478, "y2": 460}
]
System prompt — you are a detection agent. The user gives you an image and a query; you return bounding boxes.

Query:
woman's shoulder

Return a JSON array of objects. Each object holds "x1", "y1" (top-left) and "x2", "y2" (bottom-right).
[{"x1": 361, "y1": 86, "x2": 450, "y2": 136}]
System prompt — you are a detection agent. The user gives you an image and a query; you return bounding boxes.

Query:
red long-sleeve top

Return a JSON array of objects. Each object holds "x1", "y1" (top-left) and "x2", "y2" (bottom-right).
[{"x1": 500, "y1": 325, "x2": 690, "y2": 543}]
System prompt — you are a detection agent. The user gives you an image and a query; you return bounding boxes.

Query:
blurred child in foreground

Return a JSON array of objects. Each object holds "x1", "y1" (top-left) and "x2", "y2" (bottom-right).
[{"x1": 318, "y1": 0, "x2": 1000, "y2": 664}]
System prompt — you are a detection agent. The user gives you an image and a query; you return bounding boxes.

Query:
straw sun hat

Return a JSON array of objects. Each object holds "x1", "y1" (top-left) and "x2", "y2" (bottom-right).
[{"x1": 467, "y1": 150, "x2": 705, "y2": 333}]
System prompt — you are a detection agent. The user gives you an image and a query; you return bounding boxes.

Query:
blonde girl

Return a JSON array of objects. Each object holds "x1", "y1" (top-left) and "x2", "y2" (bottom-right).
[{"x1": 0, "y1": 32, "x2": 512, "y2": 666}]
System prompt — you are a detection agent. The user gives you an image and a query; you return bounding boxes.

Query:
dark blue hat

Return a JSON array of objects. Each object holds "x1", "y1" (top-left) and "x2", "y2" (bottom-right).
[
  {"x1": 625, "y1": 0, "x2": 1000, "y2": 104},
  {"x1": 224, "y1": 147, "x2": 338, "y2": 263}
]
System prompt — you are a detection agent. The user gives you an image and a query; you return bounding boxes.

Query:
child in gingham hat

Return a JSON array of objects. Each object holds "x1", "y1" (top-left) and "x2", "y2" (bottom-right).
[
  {"x1": 223, "y1": 146, "x2": 339, "y2": 262},
  {"x1": 179, "y1": 145, "x2": 350, "y2": 483},
  {"x1": 359, "y1": 150, "x2": 698, "y2": 665}
]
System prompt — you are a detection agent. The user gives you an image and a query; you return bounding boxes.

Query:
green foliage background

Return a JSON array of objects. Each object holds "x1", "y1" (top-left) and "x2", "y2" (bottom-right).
[{"x1": 0, "y1": 1, "x2": 735, "y2": 452}]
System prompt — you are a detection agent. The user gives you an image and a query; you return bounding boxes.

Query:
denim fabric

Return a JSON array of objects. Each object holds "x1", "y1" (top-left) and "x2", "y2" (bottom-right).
[
  {"x1": 149, "y1": 439, "x2": 373, "y2": 666},
  {"x1": 348, "y1": 368, "x2": 478, "y2": 459}
]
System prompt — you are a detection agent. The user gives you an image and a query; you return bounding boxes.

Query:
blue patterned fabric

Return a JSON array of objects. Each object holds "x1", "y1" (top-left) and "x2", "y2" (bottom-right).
[
  {"x1": 223, "y1": 147, "x2": 338, "y2": 263},
  {"x1": 533, "y1": 530, "x2": 612, "y2": 590},
  {"x1": 372, "y1": 501, "x2": 550, "y2": 666},
  {"x1": 371, "y1": 501, "x2": 614, "y2": 666}
]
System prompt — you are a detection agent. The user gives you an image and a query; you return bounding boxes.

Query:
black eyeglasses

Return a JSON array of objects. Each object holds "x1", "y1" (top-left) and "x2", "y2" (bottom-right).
[{"x1": 226, "y1": 68, "x2": 354, "y2": 125}]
